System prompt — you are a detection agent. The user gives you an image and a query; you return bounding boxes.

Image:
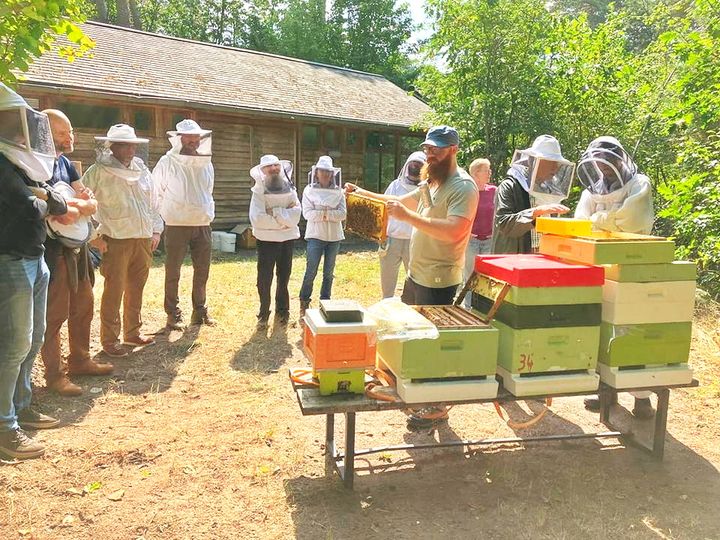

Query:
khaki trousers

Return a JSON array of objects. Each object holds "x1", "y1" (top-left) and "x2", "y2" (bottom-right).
[
  {"x1": 40, "y1": 253, "x2": 94, "y2": 382},
  {"x1": 163, "y1": 225, "x2": 212, "y2": 316},
  {"x1": 99, "y1": 238, "x2": 152, "y2": 347}
]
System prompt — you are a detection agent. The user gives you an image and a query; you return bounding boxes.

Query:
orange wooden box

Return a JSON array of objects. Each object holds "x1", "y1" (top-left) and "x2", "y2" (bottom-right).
[{"x1": 303, "y1": 309, "x2": 377, "y2": 370}]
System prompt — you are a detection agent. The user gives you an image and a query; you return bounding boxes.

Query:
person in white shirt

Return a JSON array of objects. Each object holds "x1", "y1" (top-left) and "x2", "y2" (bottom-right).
[
  {"x1": 299, "y1": 156, "x2": 346, "y2": 318},
  {"x1": 153, "y1": 119, "x2": 215, "y2": 330},
  {"x1": 248, "y1": 154, "x2": 301, "y2": 327},
  {"x1": 379, "y1": 151, "x2": 425, "y2": 298},
  {"x1": 575, "y1": 135, "x2": 655, "y2": 419},
  {"x1": 85, "y1": 124, "x2": 164, "y2": 358}
]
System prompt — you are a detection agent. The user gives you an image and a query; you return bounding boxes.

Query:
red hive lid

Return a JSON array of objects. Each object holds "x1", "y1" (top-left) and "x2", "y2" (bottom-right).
[{"x1": 474, "y1": 254, "x2": 604, "y2": 287}]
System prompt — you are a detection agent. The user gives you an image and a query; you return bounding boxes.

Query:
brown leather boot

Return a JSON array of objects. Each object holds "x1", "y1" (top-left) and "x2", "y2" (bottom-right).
[
  {"x1": 46, "y1": 375, "x2": 82, "y2": 396},
  {"x1": 190, "y1": 310, "x2": 217, "y2": 326},
  {"x1": 166, "y1": 312, "x2": 184, "y2": 331},
  {"x1": 68, "y1": 359, "x2": 115, "y2": 376},
  {"x1": 299, "y1": 300, "x2": 310, "y2": 320}
]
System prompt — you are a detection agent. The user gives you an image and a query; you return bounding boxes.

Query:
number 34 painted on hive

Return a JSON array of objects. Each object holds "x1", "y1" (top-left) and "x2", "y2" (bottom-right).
[{"x1": 519, "y1": 354, "x2": 534, "y2": 372}]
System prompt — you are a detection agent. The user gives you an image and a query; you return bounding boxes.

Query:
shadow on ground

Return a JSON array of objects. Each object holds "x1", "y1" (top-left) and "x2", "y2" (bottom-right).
[{"x1": 285, "y1": 410, "x2": 720, "y2": 539}]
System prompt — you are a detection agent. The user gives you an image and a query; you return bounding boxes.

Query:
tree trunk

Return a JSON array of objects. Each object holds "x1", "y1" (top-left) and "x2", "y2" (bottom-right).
[
  {"x1": 117, "y1": 0, "x2": 132, "y2": 27},
  {"x1": 216, "y1": 0, "x2": 228, "y2": 44},
  {"x1": 129, "y1": 0, "x2": 143, "y2": 30},
  {"x1": 95, "y1": 0, "x2": 108, "y2": 22}
]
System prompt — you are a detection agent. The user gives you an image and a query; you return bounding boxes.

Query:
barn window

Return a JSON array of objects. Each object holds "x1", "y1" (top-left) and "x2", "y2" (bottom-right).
[
  {"x1": 365, "y1": 131, "x2": 397, "y2": 193},
  {"x1": 302, "y1": 125, "x2": 320, "y2": 149},
  {"x1": 133, "y1": 108, "x2": 154, "y2": 133},
  {"x1": 169, "y1": 112, "x2": 188, "y2": 130},
  {"x1": 58, "y1": 101, "x2": 121, "y2": 130},
  {"x1": 324, "y1": 127, "x2": 339, "y2": 150},
  {"x1": 346, "y1": 129, "x2": 361, "y2": 150}
]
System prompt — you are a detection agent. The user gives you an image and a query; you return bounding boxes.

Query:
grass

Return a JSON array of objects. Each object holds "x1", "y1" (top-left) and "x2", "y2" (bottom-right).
[{"x1": 2, "y1": 243, "x2": 719, "y2": 540}]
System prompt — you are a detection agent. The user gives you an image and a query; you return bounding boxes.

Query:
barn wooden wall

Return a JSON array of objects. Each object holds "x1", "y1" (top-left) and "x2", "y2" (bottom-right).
[{"x1": 25, "y1": 90, "x2": 420, "y2": 229}]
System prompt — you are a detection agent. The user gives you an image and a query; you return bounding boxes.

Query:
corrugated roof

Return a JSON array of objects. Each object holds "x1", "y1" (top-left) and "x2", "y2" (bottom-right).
[{"x1": 21, "y1": 22, "x2": 430, "y2": 128}]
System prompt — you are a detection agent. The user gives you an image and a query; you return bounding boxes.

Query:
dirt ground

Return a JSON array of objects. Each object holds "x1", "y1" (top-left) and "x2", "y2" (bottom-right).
[{"x1": 1, "y1": 247, "x2": 719, "y2": 540}]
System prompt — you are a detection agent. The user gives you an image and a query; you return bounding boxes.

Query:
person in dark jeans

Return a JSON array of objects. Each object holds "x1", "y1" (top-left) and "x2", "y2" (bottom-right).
[
  {"x1": 154, "y1": 119, "x2": 216, "y2": 330},
  {"x1": 0, "y1": 84, "x2": 77, "y2": 459},
  {"x1": 248, "y1": 154, "x2": 301, "y2": 328}
]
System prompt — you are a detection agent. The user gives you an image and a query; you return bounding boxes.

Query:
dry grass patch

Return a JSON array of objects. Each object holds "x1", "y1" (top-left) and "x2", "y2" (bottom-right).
[{"x1": 1, "y1": 243, "x2": 719, "y2": 539}]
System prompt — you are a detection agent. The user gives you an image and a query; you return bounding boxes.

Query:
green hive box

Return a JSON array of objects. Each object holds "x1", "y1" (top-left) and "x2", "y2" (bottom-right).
[
  {"x1": 377, "y1": 327, "x2": 499, "y2": 380},
  {"x1": 598, "y1": 321, "x2": 692, "y2": 367},
  {"x1": 492, "y1": 320, "x2": 600, "y2": 374},
  {"x1": 603, "y1": 261, "x2": 697, "y2": 282},
  {"x1": 474, "y1": 275, "x2": 601, "y2": 306},
  {"x1": 540, "y1": 234, "x2": 675, "y2": 265},
  {"x1": 316, "y1": 369, "x2": 366, "y2": 396},
  {"x1": 472, "y1": 293, "x2": 601, "y2": 329}
]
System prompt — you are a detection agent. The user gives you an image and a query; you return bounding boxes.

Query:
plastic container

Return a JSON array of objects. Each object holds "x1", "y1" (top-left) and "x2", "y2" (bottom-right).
[
  {"x1": 219, "y1": 232, "x2": 236, "y2": 253},
  {"x1": 303, "y1": 309, "x2": 377, "y2": 370},
  {"x1": 211, "y1": 231, "x2": 222, "y2": 250}
]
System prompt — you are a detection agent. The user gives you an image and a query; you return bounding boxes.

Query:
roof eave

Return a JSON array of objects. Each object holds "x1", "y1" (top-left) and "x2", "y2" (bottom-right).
[{"x1": 19, "y1": 81, "x2": 427, "y2": 132}]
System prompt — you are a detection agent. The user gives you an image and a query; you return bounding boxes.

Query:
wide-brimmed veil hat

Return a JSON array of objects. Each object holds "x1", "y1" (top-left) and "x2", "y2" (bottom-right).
[
  {"x1": 95, "y1": 124, "x2": 149, "y2": 144},
  {"x1": 167, "y1": 119, "x2": 211, "y2": 137},
  {"x1": 313, "y1": 155, "x2": 340, "y2": 172},
  {"x1": 522, "y1": 134, "x2": 571, "y2": 164}
]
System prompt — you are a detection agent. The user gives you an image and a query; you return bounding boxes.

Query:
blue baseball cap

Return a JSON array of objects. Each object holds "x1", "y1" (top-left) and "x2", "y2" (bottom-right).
[{"x1": 421, "y1": 125, "x2": 460, "y2": 148}]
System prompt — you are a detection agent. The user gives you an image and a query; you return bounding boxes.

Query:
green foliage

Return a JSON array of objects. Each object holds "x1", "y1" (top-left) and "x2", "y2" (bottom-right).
[
  {"x1": 0, "y1": 0, "x2": 95, "y2": 84},
  {"x1": 134, "y1": 0, "x2": 417, "y2": 88},
  {"x1": 419, "y1": 0, "x2": 720, "y2": 296}
]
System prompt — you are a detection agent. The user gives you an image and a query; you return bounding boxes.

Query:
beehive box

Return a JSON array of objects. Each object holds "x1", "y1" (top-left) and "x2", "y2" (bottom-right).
[
  {"x1": 230, "y1": 223, "x2": 256, "y2": 249},
  {"x1": 603, "y1": 261, "x2": 696, "y2": 282},
  {"x1": 303, "y1": 309, "x2": 377, "y2": 371},
  {"x1": 491, "y1": 320, "x2": 600, "y2": 374},
  {"x1": 474, "y1": 254, "x2": 605, "y2": 287},
  {"x1": 601, "y1": 280, "x2": 696, "y2": 325},
  {"x1": 393, "y1": 376, "x2": 499, "y2": 403},
  {"x1": 536, "y1": 216, "x2": 592, "y2": 237},
  {"x1": 539, "y1": 232, "x2": 675, "y2": 265},
  {"x1": 472, "y1": 293, "x2": 601, "y2": 329},
  {"x1": 598, "y1": 321, "x2": 692, "y2": 367},
  {"x1": 377, "y1": 306, "x2": 498, "y2": 380},
  {"x1": 473, "y1": 274, "x2": 602, "y2": 306},
  {"x1": 316, "y1": 369, "x2": 366, "y2": 396}
]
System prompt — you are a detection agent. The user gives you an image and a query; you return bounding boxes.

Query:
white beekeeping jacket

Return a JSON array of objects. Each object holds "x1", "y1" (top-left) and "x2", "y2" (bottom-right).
[
  {"x1": 153, "y1": 152, "x2": 215, "y2": 226},
  {"x1": 84, "y1": 155, "x2": 164, "y2": 239},
  {"x1": 248, "y1": 160, "x2": 301, "y2": 242}
]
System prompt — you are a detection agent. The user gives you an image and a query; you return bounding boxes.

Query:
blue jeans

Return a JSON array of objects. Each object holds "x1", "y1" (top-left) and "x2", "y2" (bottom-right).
[
  {"x1": 299, "y1": 239, "x2": 340, "y2": 302},
  {"x1": 463, "y1": 236, "x2": 493, "y2": 307},
  {"x1": 0, "y1": 255, "x2": 49, "y2": 432}
]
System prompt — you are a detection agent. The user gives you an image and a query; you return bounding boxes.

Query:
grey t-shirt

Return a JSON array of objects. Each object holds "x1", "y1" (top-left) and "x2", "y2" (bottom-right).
[{"x1": 408, "y1": 168, "x2": 479, "y2": 288}]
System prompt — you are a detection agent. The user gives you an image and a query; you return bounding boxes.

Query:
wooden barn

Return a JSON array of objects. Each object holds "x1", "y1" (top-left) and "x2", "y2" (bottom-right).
[{"x1": 19, "y1": 22, "x2": 430, "y2": 228}]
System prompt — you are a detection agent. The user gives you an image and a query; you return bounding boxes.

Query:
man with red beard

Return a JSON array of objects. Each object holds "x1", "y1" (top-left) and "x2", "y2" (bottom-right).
[
  {"x1": 345, "y1": 126, "x2": 478, "y2": 430},
  {"x1": 346, "y1": 125, "x2": 478, "y2": 304}
]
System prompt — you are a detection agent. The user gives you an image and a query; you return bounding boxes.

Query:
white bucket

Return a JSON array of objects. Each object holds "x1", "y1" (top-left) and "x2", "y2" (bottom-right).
[
  {"x1": 220, "y1": 232, "x2": 236, "y2": 253},
  {"x1": 211, "y1": 231, "x2": 222, "y2": 250}
]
